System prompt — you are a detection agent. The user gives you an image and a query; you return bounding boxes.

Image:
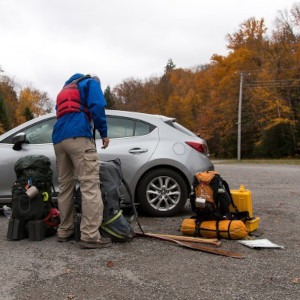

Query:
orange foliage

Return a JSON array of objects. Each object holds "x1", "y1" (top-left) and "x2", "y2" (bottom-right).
[{"x1": 1, "y1": 4, "x2": 299, "y2": 158}]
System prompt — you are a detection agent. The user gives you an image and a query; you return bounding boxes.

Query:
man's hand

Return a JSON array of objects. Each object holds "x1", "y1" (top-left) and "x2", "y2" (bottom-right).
[{"x1": 101, "y1": 137, "x2": 109, "y2": 149}]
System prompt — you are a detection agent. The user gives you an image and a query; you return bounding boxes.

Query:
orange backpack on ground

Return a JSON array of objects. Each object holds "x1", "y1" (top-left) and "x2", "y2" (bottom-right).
[{"x1": 190, "y1": 171, "x2": 234, "y2": 220}]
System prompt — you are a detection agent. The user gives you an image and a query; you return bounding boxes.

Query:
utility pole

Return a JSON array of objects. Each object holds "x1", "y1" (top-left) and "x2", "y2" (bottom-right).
[{"x1": 237, "y1": 72, "x2": 243, "y2": 161}]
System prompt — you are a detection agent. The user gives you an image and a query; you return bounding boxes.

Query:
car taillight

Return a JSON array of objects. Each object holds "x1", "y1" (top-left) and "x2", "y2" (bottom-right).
[{"x1": 185, "y1": 141, "x2": 208, "y2": 154}]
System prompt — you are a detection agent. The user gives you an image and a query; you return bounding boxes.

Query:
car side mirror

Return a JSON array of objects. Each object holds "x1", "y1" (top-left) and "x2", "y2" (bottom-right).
[{"x1": 12, "y1": 132, "x2": 27, "y2": 151}]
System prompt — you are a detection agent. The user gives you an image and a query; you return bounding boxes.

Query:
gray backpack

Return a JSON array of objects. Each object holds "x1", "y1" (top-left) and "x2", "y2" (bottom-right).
[{"x1": 75, "y1": 158, "x2": 135, "y2": 242}]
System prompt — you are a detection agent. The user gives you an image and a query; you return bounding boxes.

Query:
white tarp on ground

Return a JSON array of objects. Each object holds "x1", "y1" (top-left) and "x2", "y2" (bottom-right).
[{"x1": 238, "y1": 239, "x2": 284, "y2": 249}]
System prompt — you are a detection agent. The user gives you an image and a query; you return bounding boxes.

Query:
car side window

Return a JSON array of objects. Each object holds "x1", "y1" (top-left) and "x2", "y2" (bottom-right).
[
  {"x1": 135, "y1": 121, "x2": 151, "y2": 136},
  {"x1": 95, "y1": 116, "x2": 153, "y2": 139},
  {"x1": 23, "y1": 118, "x2": 56, "y2": 144},
  {"x1": 108, "y1": 117, "x2": 134, "y2": 138}
]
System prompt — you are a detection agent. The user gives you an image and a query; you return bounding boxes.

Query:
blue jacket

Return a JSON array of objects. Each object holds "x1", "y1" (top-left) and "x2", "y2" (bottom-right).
[{"x1": 52, "y1": 73, "x2": 108, "y2": 144}]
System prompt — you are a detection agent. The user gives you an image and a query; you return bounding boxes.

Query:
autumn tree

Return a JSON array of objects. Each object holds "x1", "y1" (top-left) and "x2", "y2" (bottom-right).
[
  {"x1": 252, "y1": 3, "x2": 300, "y2": 156},
  {"x1": 141, "y1": 76, "x2": 165, "y2": 114},
  {"x1": 0, "y1": 4, "x2": 292, "y2": 158},
  {"x1": 107, "y1": 8, "x2": 300, "y2": 158},
  {"x1": 151, "y1": 59, "x2": 177, "y2": 115},
  {"x1": 219, "y1": 18, "x2": 272, "y2": 157},
  {"x1": 16, "y1": 86, "x2": 53, "y2": 124},
  {"x1": 165, "y1": 68, "x2": 201, "y2": 131},
  {"x1": 112, "y1": 78, "x2": 146, "y2": 112}
]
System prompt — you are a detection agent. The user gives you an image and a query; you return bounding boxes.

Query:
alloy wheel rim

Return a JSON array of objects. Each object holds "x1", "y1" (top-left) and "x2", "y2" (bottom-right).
[{"x1": 146, "y1": 176, "x2": 181, "y2": 212}]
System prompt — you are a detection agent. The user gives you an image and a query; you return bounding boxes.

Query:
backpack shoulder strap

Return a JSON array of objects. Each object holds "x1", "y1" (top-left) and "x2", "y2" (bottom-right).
[
  {"x1": 72, "y1": 74, "x2": 92, "y2": 85},
  {"x1": 222, "y1": 179, "x2": 238, "y2": 212}
]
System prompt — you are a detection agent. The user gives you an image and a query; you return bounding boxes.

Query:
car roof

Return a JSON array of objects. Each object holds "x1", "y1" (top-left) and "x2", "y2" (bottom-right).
[{"x1": 106, "y1": 110, "x2": 175, "y2": 123}]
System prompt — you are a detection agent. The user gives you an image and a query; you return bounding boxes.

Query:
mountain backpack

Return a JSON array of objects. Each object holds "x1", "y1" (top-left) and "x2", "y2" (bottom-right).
[
  {"x1": 190, "y1": 171, "x2": 245, "y2": 221},
  {"x1": 11, "y1": 155, "x2": 54, "y2": 222},
  {"x1": 75, "y1": 158, "x2": 135, "y2": 242}
]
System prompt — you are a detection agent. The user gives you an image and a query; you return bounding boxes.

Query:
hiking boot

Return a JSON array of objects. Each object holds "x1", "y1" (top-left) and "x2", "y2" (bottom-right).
[
  {"x1": 78, "y1": 237, "x2": 112, "y2": 249},
  {"x1": 57, "y1": 234, "x2": 74, "y2": 243}
]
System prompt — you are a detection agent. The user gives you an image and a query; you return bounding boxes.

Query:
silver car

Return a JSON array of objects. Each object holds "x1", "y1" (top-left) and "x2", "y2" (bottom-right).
[{"x1": 0, "y1": 110, "x2": 214, "y2": 217}]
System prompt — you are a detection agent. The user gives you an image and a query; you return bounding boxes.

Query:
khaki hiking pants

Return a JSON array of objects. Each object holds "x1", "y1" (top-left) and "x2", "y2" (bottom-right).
[{"x1": 54, "y1": 137, "x2": 103, "y2": 242}]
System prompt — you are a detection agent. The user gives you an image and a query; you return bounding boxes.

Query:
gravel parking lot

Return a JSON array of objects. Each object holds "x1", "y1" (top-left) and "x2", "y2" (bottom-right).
[{"x1": 0, "y1": 162, "x2": 299, "y2": 300}]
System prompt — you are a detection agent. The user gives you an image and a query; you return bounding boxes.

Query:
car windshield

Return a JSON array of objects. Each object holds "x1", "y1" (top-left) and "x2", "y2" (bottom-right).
[
  {"x1": 25, "y1": 118, "x2": 56, "y2": 143},
  {"x1": 1, "y1": 118, "x2": 56, "y2": 144}
]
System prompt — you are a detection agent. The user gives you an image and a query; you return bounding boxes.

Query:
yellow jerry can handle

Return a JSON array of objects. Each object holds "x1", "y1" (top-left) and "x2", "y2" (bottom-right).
[{"x1": 239, "y1": 185, "x2": 245, "y2": 192}]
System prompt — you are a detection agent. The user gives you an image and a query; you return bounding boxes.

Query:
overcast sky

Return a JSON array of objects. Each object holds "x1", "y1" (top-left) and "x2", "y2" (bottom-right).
[{"x1": 0, "y1": 0, "x2": 296, "y2": 102}]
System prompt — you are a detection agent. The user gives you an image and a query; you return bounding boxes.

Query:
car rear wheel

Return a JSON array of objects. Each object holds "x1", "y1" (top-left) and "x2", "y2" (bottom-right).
[{"x1": 136, "y1": 168, "x2": 188, "y2": 217}]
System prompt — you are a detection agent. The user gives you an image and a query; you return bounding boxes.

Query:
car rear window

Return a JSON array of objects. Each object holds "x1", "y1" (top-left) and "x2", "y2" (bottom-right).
[
  {"x1": 164, "y1": 120, "x2": 197, "y2": 137},
  {"x1": 96, "y1": 116, "x2": 155, "y2": 139}
]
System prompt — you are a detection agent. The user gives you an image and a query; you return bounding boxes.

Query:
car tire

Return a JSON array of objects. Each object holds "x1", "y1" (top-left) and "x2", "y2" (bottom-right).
[{"x1": 136, "y1": 168, "x2": 188, "y2": 217}]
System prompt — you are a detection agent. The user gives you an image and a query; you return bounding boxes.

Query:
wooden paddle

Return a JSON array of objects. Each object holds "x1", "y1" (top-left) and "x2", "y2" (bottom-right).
[
  {"x1": 136, "y1": 232, "x2": 221, "y2": 247},
  {"x1": 135, "y1": 232, "x2": 245, "y2": 259}
]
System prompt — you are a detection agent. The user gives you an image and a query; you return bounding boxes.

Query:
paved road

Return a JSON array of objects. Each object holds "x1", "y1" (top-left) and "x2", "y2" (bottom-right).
[{"x1": 0, "y1": 163, "x2": 299, "y2": 300}]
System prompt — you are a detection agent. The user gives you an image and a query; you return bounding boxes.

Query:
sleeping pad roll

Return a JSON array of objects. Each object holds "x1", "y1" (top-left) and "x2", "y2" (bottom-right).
[{"x1": 181, "y1": 218, "x2": 248, "y2": 240}]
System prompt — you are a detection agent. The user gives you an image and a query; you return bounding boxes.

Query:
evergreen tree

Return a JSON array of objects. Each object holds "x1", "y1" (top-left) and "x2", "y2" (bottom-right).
[
  {"x1": 0, "y1": 94, "x2": 10, "y2": 133},
  {"x1": 164, "y1": 58, "x2": 176, "y2": 73},
  {"x1": 23, "y1": 106, "x2": 34, "y2": 121},
  {"x1": 104, "y1": 85, "x2": 116, "y2": 109}
]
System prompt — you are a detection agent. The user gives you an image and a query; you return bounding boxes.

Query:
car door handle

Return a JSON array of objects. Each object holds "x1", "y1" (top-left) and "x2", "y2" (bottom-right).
[{"x1": 129, "y1": 148, "x2": 148, "y2": 154}]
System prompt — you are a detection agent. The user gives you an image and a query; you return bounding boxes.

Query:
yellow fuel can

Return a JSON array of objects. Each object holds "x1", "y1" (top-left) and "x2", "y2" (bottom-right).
[
  {"x1": 230, "y1": 185, "x2": 260, "y2": 232},
  {"x1": 230, "y1": 185, "x2": 253, "y2": 217}
]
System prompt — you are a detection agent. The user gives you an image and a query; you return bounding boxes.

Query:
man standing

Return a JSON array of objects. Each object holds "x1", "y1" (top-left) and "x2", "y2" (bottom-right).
[{"x1": 52, "y1": 73, "x2": 111, "y2": 249}]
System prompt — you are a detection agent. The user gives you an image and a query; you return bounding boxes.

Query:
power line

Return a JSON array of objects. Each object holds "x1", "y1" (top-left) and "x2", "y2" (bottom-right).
[
  {"x1": 248, "y1": 78, "x2": 300, "y2": 82},
  {"x1": 246, "y1": 84, "x2": 300, "y2": 88},
  {"x1": 238, "y1": 67, "x2": 300, "y2": 73}
]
